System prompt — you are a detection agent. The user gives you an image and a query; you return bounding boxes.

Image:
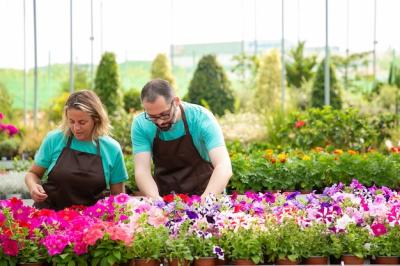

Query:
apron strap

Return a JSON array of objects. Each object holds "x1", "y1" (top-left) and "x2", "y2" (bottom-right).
[
  {"x1": 95, "y1": 139, "x2": 101, "y2": 155},
  {"x1": 66, "y1": 135, "x2": 73, "y2": 147}
]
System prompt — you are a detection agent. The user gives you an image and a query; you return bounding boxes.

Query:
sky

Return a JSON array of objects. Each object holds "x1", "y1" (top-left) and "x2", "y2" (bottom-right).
[{"x1": 1, "y1": 0, "x2": 399, "y2": 69}]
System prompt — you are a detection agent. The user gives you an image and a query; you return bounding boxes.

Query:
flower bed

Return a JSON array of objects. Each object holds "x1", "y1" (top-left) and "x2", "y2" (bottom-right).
[
  {"x1": 1, "y1": 180, "x2": 400, "y2": 265},
  {"x1": 230, "y1": 148, "x2": 400, "y2": 192}
]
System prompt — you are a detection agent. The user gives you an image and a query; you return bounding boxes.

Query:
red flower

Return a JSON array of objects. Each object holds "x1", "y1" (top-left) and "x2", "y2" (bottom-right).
[
  {"x1": 295, "y1": 120, "x2": 305, "y2": 128},
  {"x1": 177, "y1": 193, "x2": 190, "y2": 203},
  {"x1": 163, "y1": 194, "x2": 174, "y2": 203}
]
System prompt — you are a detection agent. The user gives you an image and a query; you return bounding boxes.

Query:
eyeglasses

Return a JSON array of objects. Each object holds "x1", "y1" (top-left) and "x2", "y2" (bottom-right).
[{"x1": 144, "y1": 102, "x2": 174, "y2": 121}]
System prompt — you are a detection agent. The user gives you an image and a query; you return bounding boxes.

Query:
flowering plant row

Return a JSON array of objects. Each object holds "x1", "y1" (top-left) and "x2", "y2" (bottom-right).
[
  {"x1": 1, "y1": 180, "x2": 400, "y2": 265},
  {"x1": 230, "y1": 147, "x2": 400, "y2": 192}
]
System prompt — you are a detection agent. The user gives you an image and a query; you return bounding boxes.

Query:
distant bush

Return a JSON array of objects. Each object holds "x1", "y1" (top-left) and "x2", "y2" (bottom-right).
[
  {"x1": 123, "y1": 88, "x2": 142, "y2": 113},
  {"x1": 187, "y1": 54, "x2": 235, "y2": 116}
]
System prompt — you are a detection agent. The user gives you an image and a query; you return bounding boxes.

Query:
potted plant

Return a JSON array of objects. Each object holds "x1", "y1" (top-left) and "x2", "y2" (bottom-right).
[
  {"x1": 187, "y1": 229, "x2": 217, "y2": 266},
  {"x1": 369, "y1": 224, "x2": 400, "y2": 264},
  {"x1": 264, "y1": 219, "x2": 304, "y2": 265},
  {"x1": 331, "y1": 223, "x2": 370, "y2": 265},
  {"x1": 131, "y1": 223, "x2": 169, "y2": 266},
  {"x1": 223, "y1": 227, "x2": 263, "y2": 265},
  {"x1": 16, "y1": 228, "x2": 48, "y2": 265},
  {"x1": 301, "y1": 223, "x2": 331, "y2": 265}
]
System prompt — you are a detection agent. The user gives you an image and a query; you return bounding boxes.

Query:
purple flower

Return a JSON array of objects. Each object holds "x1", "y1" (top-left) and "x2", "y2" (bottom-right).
[
  {"x1": 213, "y1": 245, "x2": 224, "y2": 260},
  {"x1": 186, "y1": 210, "x2": 199, "y2": 220},
  {"x1": 263, "y1": 192, "x2": 276, "y2": 203},
  {"x1": 286, "y1": 191, "x2": 301, "y2": 200}
]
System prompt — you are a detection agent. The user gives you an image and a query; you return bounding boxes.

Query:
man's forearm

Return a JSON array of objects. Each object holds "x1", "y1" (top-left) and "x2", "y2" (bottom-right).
[
  {"x1": 135, "y1": 173, "x2": 160, "y2": 199},
  {"x1": 202, "y1": 164, "x2": 232, "y2": 196}
]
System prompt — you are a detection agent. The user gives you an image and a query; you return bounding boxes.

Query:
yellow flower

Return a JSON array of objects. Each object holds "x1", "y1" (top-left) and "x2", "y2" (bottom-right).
[
  {"x1": 302, "y1": 155, "x2": 311, "y2": 161},
  {"x1": 278, "y1": 153, "x2": 288, "y2": 163}
]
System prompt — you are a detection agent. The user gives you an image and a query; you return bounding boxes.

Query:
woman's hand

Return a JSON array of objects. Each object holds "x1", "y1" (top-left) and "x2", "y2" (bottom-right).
[{"x1": 29, "y1": 183, "x2": 48, "y2": 202}]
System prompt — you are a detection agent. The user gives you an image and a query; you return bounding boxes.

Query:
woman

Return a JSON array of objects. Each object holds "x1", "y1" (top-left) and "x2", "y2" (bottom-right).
[{"x1": 25, "y1": 90, "x2": 128, "y2": 210}]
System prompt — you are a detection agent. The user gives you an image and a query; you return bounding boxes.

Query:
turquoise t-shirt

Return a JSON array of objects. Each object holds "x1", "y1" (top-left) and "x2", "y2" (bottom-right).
[
  {"x1": 131, "y1": 102, "x2": 225, "y2": 161},
  {"x1": 34, "y1": 129, "x2": 128, "y2": 187}
]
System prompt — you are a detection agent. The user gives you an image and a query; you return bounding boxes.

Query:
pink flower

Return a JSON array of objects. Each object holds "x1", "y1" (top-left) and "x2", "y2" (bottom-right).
[
  {"x1": 371, "y1": 223, "x2": 387, "y2": 236},
  {"x1": 0, "y1": 112, "x2": 3, "y2": 120},
  {"x1": 106, "y1": 224, "x2": 132, "y2": 245},
  {"x1": 83, "y1": 228, "x2": 104, "y2": 246},
  {"x1": 114, "y1": 193, "x2": 130, "y2": 205}
]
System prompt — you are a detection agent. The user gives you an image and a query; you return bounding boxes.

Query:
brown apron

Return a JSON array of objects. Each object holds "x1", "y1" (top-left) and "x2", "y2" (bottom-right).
[
  {"x1": 152, "y1": 105, "x2": 214, "y2": 196},
  {"x1": 34, "y1": 136, "x2": 106, "y2": 210}
]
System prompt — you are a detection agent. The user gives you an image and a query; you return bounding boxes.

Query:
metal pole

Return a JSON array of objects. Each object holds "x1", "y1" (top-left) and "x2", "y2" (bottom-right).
[
  {"x1": 324, "y1": 0, "x2": 330, "y2": 106},
  {"x1": 170, "y1": 0, "x2": 174, "y2": 69},
  {"x1": 297, "y1": 0, "x2": 300, "y2": 42},
  {"x1": 33, "y1": 0, "x2": 38, "y2": 128},
  {"x1": 90, "y1": 0, "x2": 94, "y2": 89},
  {"x1": 254, "y1": 0, "x2": 257, "y2": 55},
  {"x1": 241, "y1": 0, "x2": 245, "y2": 54},
  {"x1": 281, "y1": 0, "x2": 286, "y2": 112},
  {"x1": 345, "y1": 0, "x2": 349, "y2": 91},
  {"x1": 373, "y1": 0, "x2": 377, "y2": 81},
  {"x1": 100, "y1": 0, "x2": 103, "y2": 55},
  {"x1": 69, "y1": 0, "x2": 74, "y2": 93},
  {"x1": 23, "y1": 0, "x2": 27, "y2": 127}
]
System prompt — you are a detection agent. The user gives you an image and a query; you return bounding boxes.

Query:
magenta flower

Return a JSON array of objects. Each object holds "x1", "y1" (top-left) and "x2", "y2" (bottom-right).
[
  {"x1": 371, "y1": 223, "x2": 387, "y2": 236},
  {"x1": 0, "y1": 112, "x2": 3, "y2": 120},
  {"x1": 42, "y1": 234, "x2": 70, "y2": 256},
  {"x1": 6, "y1": 124, "x2": 18, "y2": 136},
  {"x1": 1, "y1": 238, "x2": 18, "y2": 256},
  {"x1": 114, "y1": 193, "x2": 130, "y2": 205}
]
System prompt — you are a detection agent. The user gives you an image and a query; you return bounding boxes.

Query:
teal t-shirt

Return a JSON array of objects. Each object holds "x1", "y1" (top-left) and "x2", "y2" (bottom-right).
[
  {"x1": 34, "y1": 129, "x2": 128, "y2": 187},
  {"x1": 131, "y1": 102, "x2": 225, "y2": 161}
]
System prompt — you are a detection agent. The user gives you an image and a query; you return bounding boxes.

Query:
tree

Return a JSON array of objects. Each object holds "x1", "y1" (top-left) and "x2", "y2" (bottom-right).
[
  {"x1": 231, "y1": 52, "x2": 260, "y2": 90},
  {"x1": 94, "y1": 52, "x2": 123, "y2": 115},
  {"x1": 285, "y1": 41, "x2": 317, "y2": 89},
  {"x1": 151, "y1": 53, "x2": 177, "y2": 91},
  {"x1": 187, "y1": 54, "x2": 235, "y2": 116},
  {"x1": 253, "y1": 49, "x2": 281, "y2": 112},
  {"x1": 311, "y1": 60, "x2": 342, "y2": 109}
]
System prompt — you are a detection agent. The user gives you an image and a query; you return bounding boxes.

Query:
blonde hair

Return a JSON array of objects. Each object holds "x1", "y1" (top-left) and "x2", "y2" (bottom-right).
[{"x1": 60, "y1": 90, "x2": 111, "y2": 139}]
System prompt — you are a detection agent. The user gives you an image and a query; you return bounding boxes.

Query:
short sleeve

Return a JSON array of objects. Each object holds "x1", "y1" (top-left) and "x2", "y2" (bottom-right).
[
  {"x1": 131, "y1": 116, "x2": 152, "y2": 154},
  {"x1": 109, "y1": 146, "x2": 128, "y2": 184},
  {"x1": 200, "y1": 110, "x2": 225, "y2": 151},
  {"x1": 34, "y1": 133, "x2": 54, "y2": 169}
]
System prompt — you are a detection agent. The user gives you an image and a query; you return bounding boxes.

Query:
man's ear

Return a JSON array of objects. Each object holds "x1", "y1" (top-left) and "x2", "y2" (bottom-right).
[{"x1": 174, "y1": 96, "x2": 181, "y2": 105}]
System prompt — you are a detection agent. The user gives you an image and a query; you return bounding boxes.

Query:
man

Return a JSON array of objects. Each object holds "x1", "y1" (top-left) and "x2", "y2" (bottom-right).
[{"x1": 131, "y1": 79, "x2": 232, "y2": 199}]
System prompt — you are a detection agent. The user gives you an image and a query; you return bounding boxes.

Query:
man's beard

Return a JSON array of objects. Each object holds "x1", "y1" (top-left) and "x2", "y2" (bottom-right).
[
  {"x1": 157, "y1": 122, "x2": 173, "y2": 131},
  {"x1": 156, "y1": 107, "x2": 177, "y2": 131}
]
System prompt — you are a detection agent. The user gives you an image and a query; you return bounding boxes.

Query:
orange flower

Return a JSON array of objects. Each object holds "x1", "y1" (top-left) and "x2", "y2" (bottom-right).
[
  {"x1": 333, "y1": 149, "x2": 343, "y2": 155},
  {"x1": 347, "y1": 149, "x2": 358, "y2": 155},
  {"x1": 278, "y1": 153, "x2": 288, "y2": 163},
  {"x1": 313, "y1": 147, "x2": 324, "y2": 153}
]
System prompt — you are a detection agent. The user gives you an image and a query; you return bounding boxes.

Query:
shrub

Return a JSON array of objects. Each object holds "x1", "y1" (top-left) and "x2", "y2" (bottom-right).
[
  {"x1": 272, "y1": 106, "x2": 378, "y2": 150},
  {"x1": 187, "y1": 54, "x2": 235, "y2": 116},
  {"x1": 123, "y1": 88, "x2": 142, "y2": 113},
  {"x1": 151, "y1": 53, "x2": 177, "y2": 91},
  {"x1": 94, "y1": 52, "x2": 123, "y2": 115},
  {"x1": 311, "y1": 59, "x2": 342, "y2": 109}
]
